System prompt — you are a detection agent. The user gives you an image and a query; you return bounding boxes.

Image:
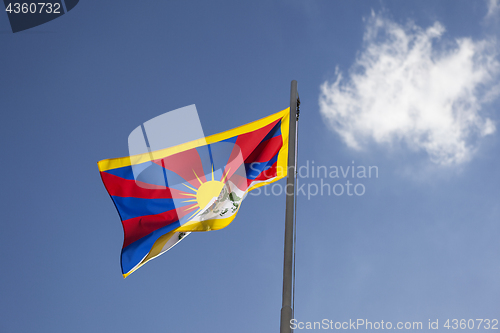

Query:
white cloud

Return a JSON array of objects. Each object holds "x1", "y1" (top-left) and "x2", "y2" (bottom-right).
[
  {"x1": 487, "y1": 0, "x2": 500, "y2": 18},
  {"x1": 319, "y1": 12, "x2": 500, "y2": 165}
]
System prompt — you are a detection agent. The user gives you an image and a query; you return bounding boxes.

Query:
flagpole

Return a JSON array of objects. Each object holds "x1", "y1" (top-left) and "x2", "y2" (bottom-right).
[{"x1": 280, "y1": 80, "x2": 298, "y2": 333}]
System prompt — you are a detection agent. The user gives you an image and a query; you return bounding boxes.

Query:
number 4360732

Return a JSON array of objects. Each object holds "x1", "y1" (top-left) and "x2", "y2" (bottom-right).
[
  {"x1": 443, "y1": 319, "x2": 498, "y2": 330},
  {"x1": 5, "y1": 3, "x2": 61, "y2": 14}
]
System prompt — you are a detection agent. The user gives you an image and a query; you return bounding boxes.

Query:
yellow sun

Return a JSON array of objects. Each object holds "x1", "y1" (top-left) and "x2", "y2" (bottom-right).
[
  {"x1": 181, "y1": 167, "x2": 231, "y2": 218},
  {"x1": 196, "y1": 181, "x2": 225, "y2": 209}
]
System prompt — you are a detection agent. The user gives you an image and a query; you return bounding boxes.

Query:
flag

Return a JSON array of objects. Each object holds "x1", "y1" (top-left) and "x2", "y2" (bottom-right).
[{"x1": 98, "y1": 108, "x2": 290, "y2": 277}]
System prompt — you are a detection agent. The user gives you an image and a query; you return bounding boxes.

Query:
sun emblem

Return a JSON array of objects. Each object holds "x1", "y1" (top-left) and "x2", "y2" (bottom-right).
[{"x1": 179, "y1": 167, "x2": 230, "y2": 219}]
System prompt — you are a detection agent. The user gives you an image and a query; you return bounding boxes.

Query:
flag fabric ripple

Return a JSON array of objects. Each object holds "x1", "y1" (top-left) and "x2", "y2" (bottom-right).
[{"x1": 98, "y1": 108, "x2": 290, "y2": 277}]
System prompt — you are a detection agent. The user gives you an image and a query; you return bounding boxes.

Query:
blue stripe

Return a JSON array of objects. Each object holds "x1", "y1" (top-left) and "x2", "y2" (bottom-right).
[
  {"x1": 261, "y1": 120, "x2": 281, "y2": 142},
  {"x1": 207, "y1": 145, "x2": 214, "y2": 170},
  {"x1": 121, "y1": 220, "x2": 181, "y2": 274},
  {"x1": 104, "y1": 165, "x2": 135, "y2": 180},
  {"x1": 209, "y1": 140, "x2": 238, "y2": 174},
  {"x1": 105, "y1": 161, "x2": 190, "y2": 190},
  {"x1": 111, "y1": 196, "x2": 177, "y2": 221},
  {"x1": 134, "y1": 162, "x2": 169, "y2": 187},
  {"x1": 105, "y1": 136, "x2": 242, "y2": 185},
  {"x1": 195, "y1": 145, "x2": 213, "y2": 180},
  {"x1": 222, "y1": 136, "x2": 238, "y2": 144},
  {"x1": 245, "y1": 153, "x2": 279, "y2": 180},
  {"x1": 194, "y1": 139, "x2": 239, "y2": 182}
]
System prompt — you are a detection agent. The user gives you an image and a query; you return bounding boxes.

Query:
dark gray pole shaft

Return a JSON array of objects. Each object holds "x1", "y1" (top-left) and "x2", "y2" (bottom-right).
[{"x1": 280, "y1": 80, "x2": 298, "y2": 333}]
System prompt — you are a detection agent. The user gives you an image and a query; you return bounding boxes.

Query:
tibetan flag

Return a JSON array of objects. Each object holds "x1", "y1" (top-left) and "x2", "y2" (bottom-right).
[{"x1": 98, "y1": 108, "x2": 290, "y2": 277}]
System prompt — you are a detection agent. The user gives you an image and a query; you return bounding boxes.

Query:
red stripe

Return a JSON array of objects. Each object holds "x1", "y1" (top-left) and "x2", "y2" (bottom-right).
[
  {"x1": 223, "y1": 145, "x2": 245, "y2": 182},
  {"x1": 228, "y1": 173, "x2": 250, "y2": 191},
  {"x1": 100, "y1": 172, "x2": 187, "y2": 199},
  {"x1": 228, "y1": 160, "x2": 279, "y2": 191},
  {"x1": 223, "y1": 119, "x2": 281, "y2": 180},
  {"x1": 152, "y1": 148, "x2": 206, "y2": 188},
  {"x1": 234, "y1": 119, "x2": 281, "y2": 161},
  {"x1": 253, "y1": 161, "x2": 278, "y2": 181},
  {"x1": 122, "y1": 206, "x2": 192, "y2": 248},
  {"x1": 245, "y1": 135, "x2": 283, "y2": 163}
]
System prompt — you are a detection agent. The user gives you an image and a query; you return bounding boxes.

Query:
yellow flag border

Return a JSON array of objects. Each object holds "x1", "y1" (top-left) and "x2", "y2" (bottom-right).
[
  {"x1": 98, "y1": 108, "x2": 290, "y2": 176},
  {"x1": 99, "y1": 108, "x2": 290, "y2": 278}
]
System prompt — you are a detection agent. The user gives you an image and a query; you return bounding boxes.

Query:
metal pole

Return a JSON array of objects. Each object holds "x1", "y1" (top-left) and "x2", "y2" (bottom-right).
[{"x1": 280, "y1": 80, "x2": 298, "y2": 333}]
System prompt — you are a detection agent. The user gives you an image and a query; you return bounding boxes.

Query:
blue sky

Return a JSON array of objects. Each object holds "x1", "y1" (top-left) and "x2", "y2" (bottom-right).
[{"x1": 1, "y1": 1, "x2": 499, "y2": 332}]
